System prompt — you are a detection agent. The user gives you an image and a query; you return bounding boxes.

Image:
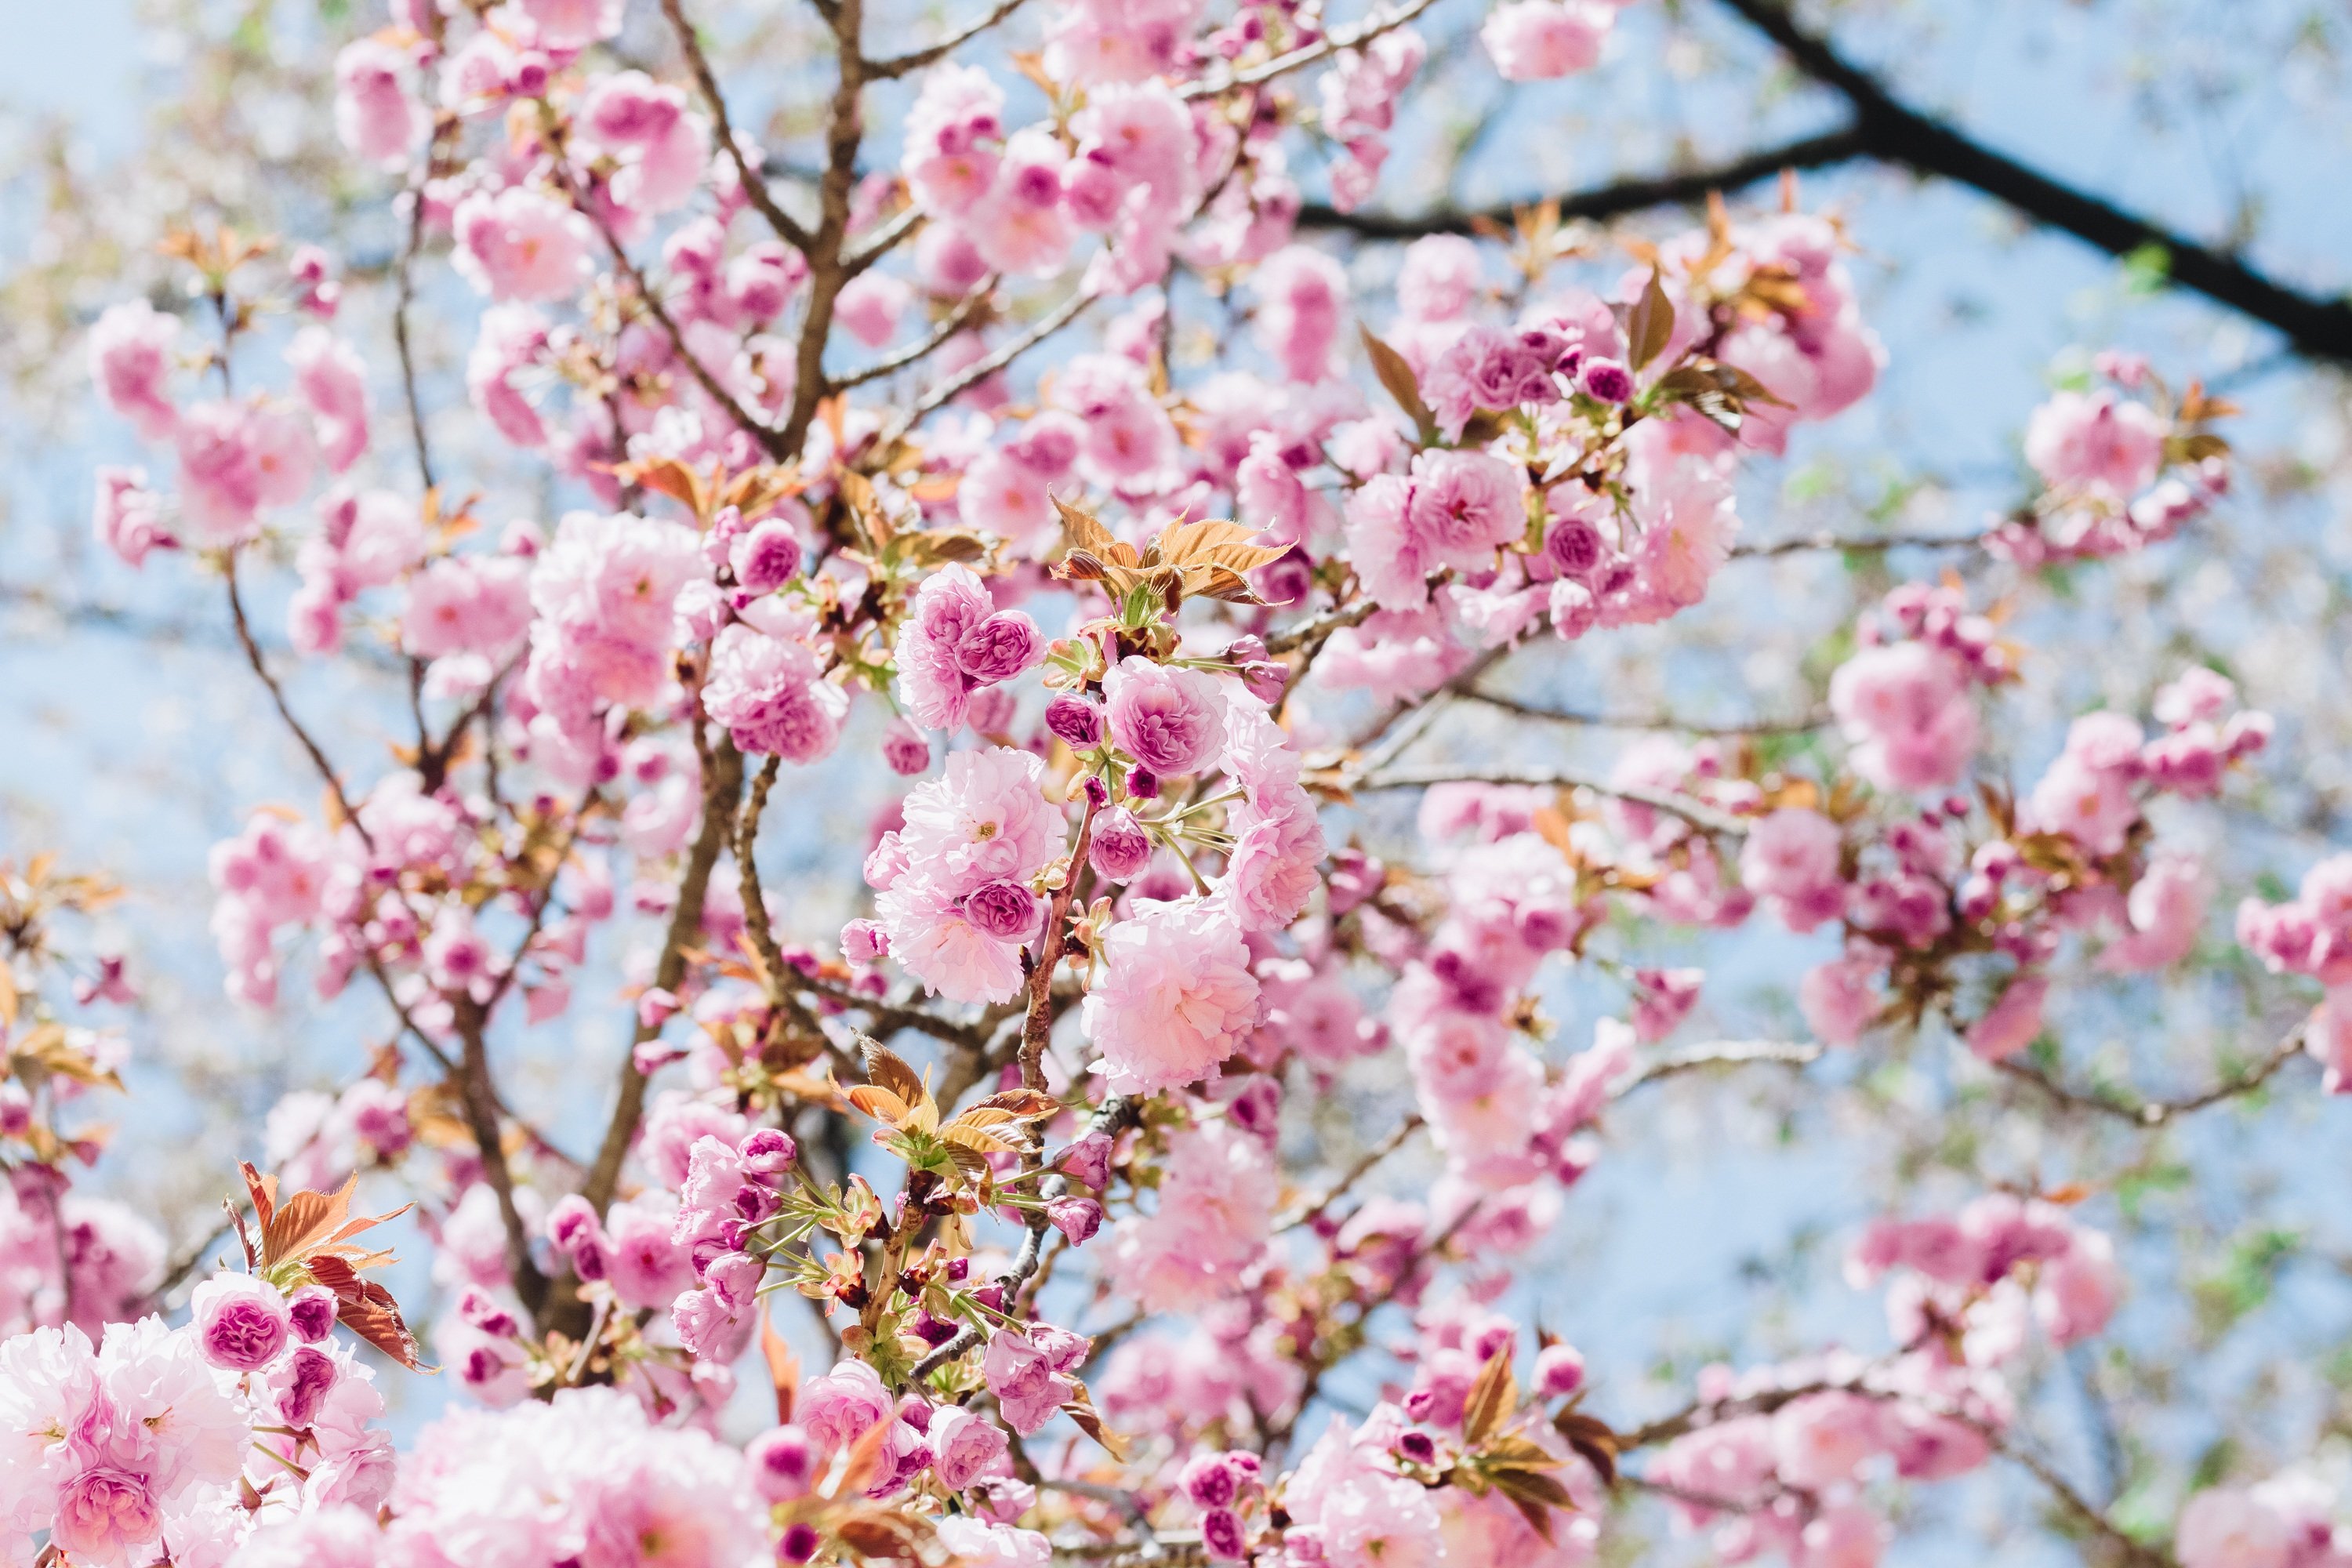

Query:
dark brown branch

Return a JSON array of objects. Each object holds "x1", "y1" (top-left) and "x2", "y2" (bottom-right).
[
  {"x1": 225, "y1": 563, "x2": 369, "y2": 852},
  {"x1": 661, "y1": 0, "x2": 816, "y2": 252},
  {"x1": 581, "y1": 728, "x2": 745, "y2": 1211},
  {"x1": 1463, "y1": 688, "x2": 1832, "y2": 736},
  {"x1": 1358, "y1": 762, "x2": 1751, "y2": 837},
  {"x1": 1728, "y1": 526, "x2": 1991, "y2": 558},
  {"x1": 1711, "y1": 0, "x2": 2352, "y2": 366},
  {"x1": 828, "y1": 277, "x2": 996, "y2": 392},
  {"x1": 1294, "y1": 126, "x2": 1871, "y2": 238},
  {"x1": 866, "y1": 0, "x2": 1032, "y2": 80},
  {"x1": 1992, "y1": 1025, "x2": 2307, "y2": 1129}
]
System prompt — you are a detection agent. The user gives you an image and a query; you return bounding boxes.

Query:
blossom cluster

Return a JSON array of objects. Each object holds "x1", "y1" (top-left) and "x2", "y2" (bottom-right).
[{"x1": 20, "y1": 0, "x2": 2346, "y2": 1563}]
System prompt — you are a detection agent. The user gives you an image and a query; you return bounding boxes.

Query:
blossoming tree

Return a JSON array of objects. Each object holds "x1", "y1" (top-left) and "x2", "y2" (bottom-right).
[{"x1": 2, "y1": 0, "x2": 2347, "y2": 1566}]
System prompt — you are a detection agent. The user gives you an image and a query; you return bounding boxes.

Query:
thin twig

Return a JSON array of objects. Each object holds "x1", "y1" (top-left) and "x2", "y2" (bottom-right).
[
  {"x1": 1178, "y1": 0, "x2": 1443, "y2": 100},
  {"x1": 1357, "y1": 763, "x2": 1751, "y2": 837},
  {"x1": 866, "y1": 0, "x2": 1033, "y2": 78},
  {"x1": 828, "y1": 277, "x2": 996, "y2": 391},
  {"x1": 660, "y1": 0, "x2": 815, "y2": 252},
  {"x1": 1992, "y1": 1025, "x2": 2307, "y2": 1129},
  {"x1": 1463, "y1": 688, "x2": 1833, "y2": 736},
  {"x1": 224, "y1": 562, "x2": 369, "y2": 851}
]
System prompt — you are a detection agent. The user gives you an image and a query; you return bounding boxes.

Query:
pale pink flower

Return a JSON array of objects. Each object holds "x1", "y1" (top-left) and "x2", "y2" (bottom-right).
[
  {"x1": 93, "y1": 468, "x2": 173, "y2": 568},
  {"x1": 2100, "y1": 850, "x2": 2209, "y2": 971},
  {"x1": 1965, "y1": 972, "x2": 2049, "y2": 1062},
  {"x1": 189, "y1": 1272, "x2": 290, "y2": 1371},
  {"x1": 1404, "y1": 448, "x2": 1525, "y2": 570},
  {"x1": 798, "y1": 1359, "x2": 897, "y2": 1454},
  {"x1": 1481, "y1": 0, "x2": 1616, "y2": 80},
  {"x1": 466, "y1": 305, "x2": 551, "y2": 448},
  {"x1": 286, "y1": 328, "x2": 371, "y2": 474},
  {"x1": 1396, "y1": 235, "x2": 1482, "y2": 321},
  {"x1": 452, "y1": 187, "x2": 593, "y2": 303},
  {"x1": 333, "y1": 38, "x2": 419, "y2": 167},
  {"x1": 877, "y1": 878, "x2": 1029, "y2": 1004},
  {"x1": 2025, "y1": 389, "x2": 2165, "y2": 498},
  {"x1": 2175, "y1": 1486, "x2": 2293, "y2": 1568},
  {"x1": 87, "y1": 299, "x2": 180, "y2": 441},
  {"x1": 893, "y1": 746, "x2": 1063, "y2": 896},
  {"x1": 515, "y1": 0, "x2": 625, "y2": 49},
  {"x1": 1829, "y1": 641, "x2": 1980, "y2": 793},
  {"x1": 2034, "y1": 1226, "x2": 2121, "y2": 1345},
  {"x1": 1103, "y1": 655, "x2": 1227, "y2": 778},
  {"x1": 1103, "y1": 1118, "x2": 1275, "y2": 1310},
  {"x1": 705, "y1": 625, "x2": 849, "y2": 762},
  {"x1": 1084, "y1": 896, "x2": 1260, "y2": 1094},
  {"x1": 929, "y1": 1405, "x2": 1010, "y2": 1490},
  {"x1": 1801, "y1": 950, "x2": 1882, "y2": 1047},
  {"x1": 1739, "y1": 808, "x2": 1845, "y2": 932},
  {"x1": 1250, "y1": 246, "x2": 1348, "y2": 383}
]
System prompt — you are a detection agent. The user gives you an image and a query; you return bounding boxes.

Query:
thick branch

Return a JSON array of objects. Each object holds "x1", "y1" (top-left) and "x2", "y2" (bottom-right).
[
  {"x1": 1295, "y1": 126, "x2": 1871, "y2": 238},
  {"x1": 1712, "y1": 0, "x2": 2352, "y2": 366},
  {"x1": 661, "y1": 0, "x2": 816, "y2": 252},
  {"x1": 582, "y1": 729, "x2": 745, "y2": 1210}
]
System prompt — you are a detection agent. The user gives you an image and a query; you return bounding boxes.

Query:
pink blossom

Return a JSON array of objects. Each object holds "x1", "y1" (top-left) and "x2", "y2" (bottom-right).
[
  {"x1": 1404, "y1": 448, "x2": 1526, "y2": 571},
  {"x1": 189, "y1": 1272, "x2": 289, "y2": 1370},
  {"x1": 1829, "y1": 641, "x2": 1980, "y2": 793},
  {"x1": 1481, "y1": 0, "x2": 1617, "y2": 80},
  {"x1": 466, "y1": 305, "x2": 551, "y2": 447},
  {"x1": 2176, "y1": 1486, "x2": 2294, "y2": 1568},
  {"x1": 1104, "y1": 655, "x2": 1227, "y2": 777},
  {"x1": 286, "y1": 328, "x2": 371, "y2": 474},
  {"x1": 87, "y1": 300, "x2": 180, "y2": 441},
  {"x1": 929, "y1": 1405, "x2": 1010, "y2": 1490},
  {"x1": 891, "y1": 746, "x2": 1063, "y2": 897},
  {"x1": 402, "y1": 555, "x2": 532, "y2": 659},
  {"x1": 1966, "y1": 968, "x2": 2042, "y2": 1067},
  {"x1": 983, "y1": 1330, "x2": 1075, "y2": 1436},
  {"x1": 896, "y1": 564, "x2": 1043, "y2": 731},
  {"x1": 1801, "y1": 951, "x2": 1882, "y2": 1047},
  {"x1": 706, "y1": 625, "x2": 849, "y2": 761},
  {"x1": 1740, "y1": 808, "x2": 1845, "y2": 932},
  {"x1": 516, "y1": 0, "x2": 625, "y2": 49},
  {"x1": 877, "y1": 877, "x2": 1029, "y2": 1003},
  {"x1": 1084, "y1": 896, "x2": 1260, "y2": 1094},
  {"x1": 2025, "y1": 388, "x2": 2165, "y2": 497},
  {"x1": 1396, "y1": 235, "x2": 1483, "y2": 321},
  {"x1": 1251, "y1": 247, "x2": 1348, "y2": 383},
  {"x1": 452, "y1": 187, "x2": 593, "y2": 303},
  {"x1": 93, "y1": 468, "x2": 173, "y2": 568},
  {"x1": 2034, "y1": 1226, "x2": 2121, "y2": 1345},
  {"x1": 333, "y1": 38, "x2": 419, "y2": 166},
  {"x1": 2101, "y1": 851, "x2": 2209, "y2": 971}
]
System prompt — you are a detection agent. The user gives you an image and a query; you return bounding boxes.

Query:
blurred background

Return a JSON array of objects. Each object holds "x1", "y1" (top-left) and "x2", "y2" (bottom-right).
[{"x1": 3, "y1": 1, "x2": 2351, "y2": 1561}]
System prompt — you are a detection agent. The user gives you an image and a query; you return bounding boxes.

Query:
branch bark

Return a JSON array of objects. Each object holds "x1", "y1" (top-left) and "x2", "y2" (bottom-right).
[
  {"x1": 1711, "y1": 0, "x2": 2352, "y2": 366},
  {"x1": 1294, "y1": 126, "x2": 1871, "y2": 238}
]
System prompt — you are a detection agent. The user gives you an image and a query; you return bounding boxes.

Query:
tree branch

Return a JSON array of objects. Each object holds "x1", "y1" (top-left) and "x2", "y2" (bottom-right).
[
  {"x1": 1711, "y1": 0, "x2": 2352, "y2": 366},
  {"x1": 1357, "y1": 762, "x2": 1751, "y2": 837},
  {"x1": 866, "y1": 0, "x2": 1033, "y2": 80},
  {"x1": 1294, "y1": 126, "x2": 1871, "y2": 238}
]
